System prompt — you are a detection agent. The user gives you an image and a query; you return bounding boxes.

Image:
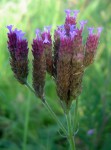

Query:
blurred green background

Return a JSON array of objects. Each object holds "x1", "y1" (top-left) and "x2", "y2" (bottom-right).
[{"x1": 0, "y1": 0, "x2": 111, "y2": 149}]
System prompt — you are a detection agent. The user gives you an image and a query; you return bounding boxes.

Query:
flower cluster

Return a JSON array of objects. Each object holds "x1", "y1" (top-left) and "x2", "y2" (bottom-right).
[
  {"x1": 7, "y1": 9, "x2": 102, "y2": 108},
  {"x1": 53, "y1": 10, "x2": 102, "y2": 108}
]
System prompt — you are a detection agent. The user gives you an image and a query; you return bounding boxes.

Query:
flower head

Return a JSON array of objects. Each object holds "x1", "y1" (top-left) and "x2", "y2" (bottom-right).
[
  {"x1": 84, "y1": 27, "x2": 102, "y2": 67},
  {"x1": 7, "y1": 25, "x2": 29, "y2": 84},
  {"x1": 32, "y1": 29, "x2": 46, "y2": 99},
  {"x1": 7, "y1": 25, "x2": 28, "y2": 59}
]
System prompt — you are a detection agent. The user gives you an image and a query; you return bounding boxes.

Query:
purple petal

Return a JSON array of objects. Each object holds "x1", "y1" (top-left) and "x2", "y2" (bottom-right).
[
  {"x1": 57, "y1": 29, "x2": 66, "y2": 40},
  {"x1": 57, "y1": 25, "x2": 66, "y2": 35},
  {"x1": 57, "y1": 25, "x2": 64, "y2": 30},
  {"x1": 19, "y1": 32, "x2": 25, "y2": 39},
  {"x1": 69, "y1": 24, "x2": 76, "y2": 32},
  {"x1": 14, "y1": 28, "x2": 22, "y2": 35},
  {"x1": 43, "y1": 33, "x2": 50, "y2": 44},
  {"x1": 87, "y1": 129, "x2": 95, "y2": 135},
  {"x1": 70, "y1": 30, "x2": 77, "y2": 39},
  {"x1": 14, "y1": 29, "x2": 25, "y2": 39},
  {"x1": 80, "y1": 20, "x2": 87, "y2": 29},
  {"x1": 97, "y1": 27, "x2": 103, "y2": 36},
  {"x1": 45, "y1": 26, "x2": 52, "y2": 32},
  {"x1": 65, "y1": 9, "x2": 71, "y2": 17},
  {"x1": 7, "y1": 25, "x2": 13, "y2": 32},
  {"x1": 57, "y1": 29, "x2": 66, "y2": 38},
  {"x1": 88, "y1": 27, "x2": 94, "y2": 35},
  {"x1": 36, "y1": 29, "x2": 40, "y2": 35},
  {"x1": 36, "y1": 29, "x2": 41, "y2": 39},
  {"x1": 73, "y1": 10, "x2": 80, "y2": 18}
]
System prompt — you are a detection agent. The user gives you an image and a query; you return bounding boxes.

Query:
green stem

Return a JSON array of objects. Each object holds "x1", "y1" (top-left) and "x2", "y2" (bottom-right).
[
  {"x1": 66, "y1": 112, "x2": 76, "y2": 150},
  {"x1": 74, "y1": 99, "x2": 79, "y2": 133},
  {"x1": 23, "y1": 92, "x2": 31, "y2": 150},
  {"x1": 25, "y1": 82, "x2": 35, "y2": 94},
  {"x1": 43, "y1": 100, "x2": 67, "y2": 135},
  {"x1": 25, "y1": 82, "x2": 67, "y2": 135}
]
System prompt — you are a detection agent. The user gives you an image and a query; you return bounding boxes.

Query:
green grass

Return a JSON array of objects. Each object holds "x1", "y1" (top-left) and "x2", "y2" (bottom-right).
[{"x1": 0, "y1": 0, "x2": 111, "y2": 149}]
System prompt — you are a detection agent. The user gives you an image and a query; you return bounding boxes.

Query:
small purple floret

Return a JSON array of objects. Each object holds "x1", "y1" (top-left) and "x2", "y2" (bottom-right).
[
  {"x1": 14, "y1": 28, "x2": 25, "y2": 40},
  {"x1": 80, "y1": 20, "x2": 87, "y2": 29},
  {"x1": 69, "y1": 24, "x2": 76, "y2": 32},
  {"x1": 43, "y1": 33, "x2": 50, "y2": 44},
  {"x1": 7, "y1": 25, "x2": 13, "y2": 33},
  {"x1": 57, "y1": 25, "x2": 65, "y2": 31},
  {"x1": 87, "y1": 129, "x2": 95, "y2": 135},
  {"x1": 45, "y1": 26, "x2": 52, "y2": 32},
  {"x1": 14, "y1": 28, "x2": 21, "y2": 34},
  {"x1": 7, "y1": 25, "x2": 28, "y2": 59},
  {"x1": 70, "y1": 30, "x2": 77, "y2": 39},
  {"x1": 36, "y1": 29, "x2": 41, "y2": 39},
  {"x1": 88, "y1": 27, "x2": 94, "y2": 35},
  {"x1": 65, "y1": 9, "x2": 71, "y2": 17},
  {"x1": 57, "y1": 29, "x2": 66, "y2": 39},
  {"x1": 73, "y1": 10, "x2": 80, "y2": 18},
  {"x1": 97, "y1": 27, "x2": 103, "y2": 36},
  {"x1": 19, "y1": 32, "x2": 25, "y2": 39}
]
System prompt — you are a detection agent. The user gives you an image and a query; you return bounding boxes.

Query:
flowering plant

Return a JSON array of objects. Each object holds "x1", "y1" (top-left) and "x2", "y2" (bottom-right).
[{"x1": 7, "y1": 9, "x2": 102, "y2": 150}]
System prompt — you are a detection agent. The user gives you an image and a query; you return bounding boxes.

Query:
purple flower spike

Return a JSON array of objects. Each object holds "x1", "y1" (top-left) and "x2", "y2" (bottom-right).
[
  {"x1": 7, "y1": 25, "x2": 29, "y2": 84},
  {"x1": 43, "y1": 33, "x2": 50, "y2": 44},
  {"x1": 97, "y1": 27, "x2": 103, "y2": 36},
  {"x1": 80, "y1": 20, "x2": 87, "y2": 29},
  {"x1": 7, "y1": 25, "x2": 13, "y2": 33},
  {"x1": 73, "y1": 10, "x2": 80, "y2": 18},
  {"x1": 65, "y1": 9, "x2": 71, "y2": 17},
  {"x1": 88, "y1": 27, "x2": 94, "y2": 35}
]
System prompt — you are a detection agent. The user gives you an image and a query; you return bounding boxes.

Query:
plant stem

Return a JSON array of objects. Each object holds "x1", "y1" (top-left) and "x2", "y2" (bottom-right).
[
  {"x1": 43, "y1": 100, "x2": 67, "y2": 135},
  {"x1": 74, "y1": 99, "x2": 79, "y2": 133},
  {"x1": 66, "y1": 112, "x2": 76, "y2": 150},
  {"x1": 25, "y1": 82, "x2": 35, "y2": 94},
  {"x1": 23, "y1": 92, "x2": 31, "y2": 150},
  {"x1": 25, "y1": 82, "x2": 67, "y2": 135}
]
